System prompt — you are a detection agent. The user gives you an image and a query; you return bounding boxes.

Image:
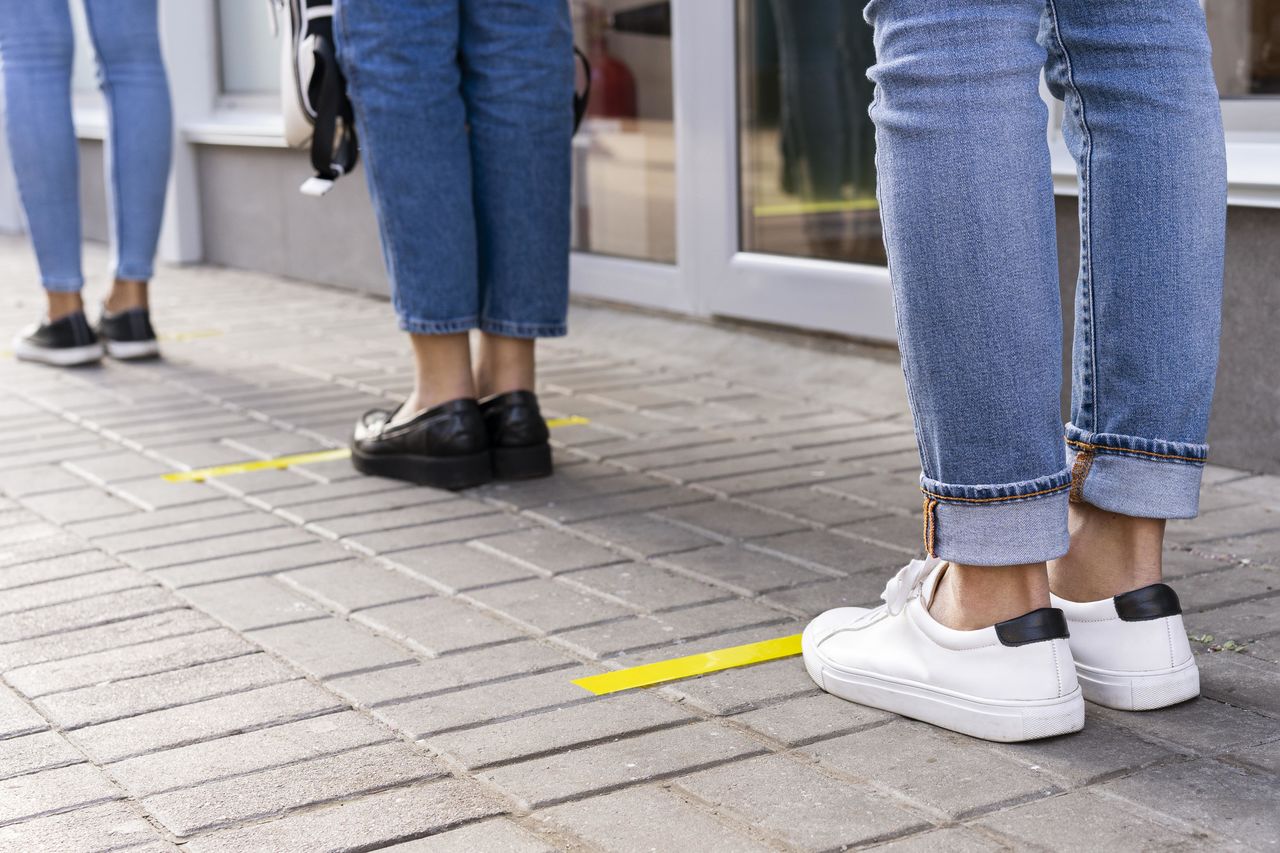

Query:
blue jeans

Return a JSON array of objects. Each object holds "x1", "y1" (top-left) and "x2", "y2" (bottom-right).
[
  {"x1": 865, "y1": 0, "x2": 1226, "y2": 565},
  {"x1": 0, "y1": 0, "x2": 172, "y2": 292},
  {"x1": 335, "y1": 0, "x2": 574, "y2": 337}
]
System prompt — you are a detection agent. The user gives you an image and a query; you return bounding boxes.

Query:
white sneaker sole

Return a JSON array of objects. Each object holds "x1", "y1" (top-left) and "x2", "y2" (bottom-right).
[
  {"x1": 12, "y1": 338, "x2": 104, "y2": 366},
  {"x1": 1076, "y1": 657, "x2": 1199, "y2": 711},
  {"x1": 804, "y1": 648, "x2": 1085, "y2": 742},
  {"x1": 105, "y1": 338, "x2": 160, "y2": 360}
]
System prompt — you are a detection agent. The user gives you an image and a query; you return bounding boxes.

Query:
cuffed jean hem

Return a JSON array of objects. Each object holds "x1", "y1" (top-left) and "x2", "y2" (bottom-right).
[
  {"x1": 115, "y1": 263, "x2": 155, "y2": 282},
  {"x1": 919, "y1": 468, "x2": 1072, "y2": 566},
  {"x1": 1065, "y1": 424, "x2": 1206, "y2": 519},
  {"x1": 480, "y1": 319, "x2": 567, "y2": 339},
  {"x1": 42, "y1": 276, "x2": 85, "y2": 293},
  {"x1": 398, "y1": 315, "x2": 482, "y2": 335},
  {"x1": 397, "y1": 315, "x2": 568, "y2": 338}
]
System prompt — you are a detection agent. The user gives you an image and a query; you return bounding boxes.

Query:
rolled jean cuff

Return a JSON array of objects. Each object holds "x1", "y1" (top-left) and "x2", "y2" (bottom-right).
[
  {"x1": 42, "y1": 275, "x2": 84, "y2": 293},
  {"x1": 480, "y1": 318, "x2": 567, "y2": 339},
  {"x1": 1065, "y1": 424, "x2": 1206, "y2": 519},
  {"x1": 398, "y1": 315, "x2": 480, "y2": 335},
  {"x1": 115, "y1": 262, "x2": 155, "y2": 282},
  {"x1": 920, "y1": 469, "x2": 1071, "y2": 566}
]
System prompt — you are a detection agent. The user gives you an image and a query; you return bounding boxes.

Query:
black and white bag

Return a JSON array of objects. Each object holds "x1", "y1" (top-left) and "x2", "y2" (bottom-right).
[
  {"x1": 271, "y1": 1, "x2": 590, "y2": 198},
  {"x1": 271, "y1": 0, "x2": 358, "y2": 197}
]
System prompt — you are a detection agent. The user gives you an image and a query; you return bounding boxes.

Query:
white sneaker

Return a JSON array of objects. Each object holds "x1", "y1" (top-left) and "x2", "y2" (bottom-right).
[
  {"x1": 1051, "y1": 583, "x2": 1199, "y2": 711},
  {"x1": 802, "y1": 557, "x2": 1085, "y2": 742}
]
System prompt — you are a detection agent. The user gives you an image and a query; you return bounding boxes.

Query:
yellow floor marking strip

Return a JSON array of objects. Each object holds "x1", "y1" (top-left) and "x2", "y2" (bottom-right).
[
  {"x1": 573, "y1": 633, "x2": 803, "y2": 696},
  {"x1": 752, "y1": 198, "x2": 880, "y2": 217},
  {"x1": 163, "y1": 448, "x2": 353, "y2": 482},
  {"x1": 163, "y1": 416, "x2": 590, "y2": 482},
  {"x1": 545, "y1": 415, "x2": 591, "y2": 428}
]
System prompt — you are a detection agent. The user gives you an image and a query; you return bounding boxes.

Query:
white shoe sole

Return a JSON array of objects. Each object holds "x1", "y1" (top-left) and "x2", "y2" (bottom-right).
[
  {"x1": 1076, "y1": 657, "x2": 1199, "y2": 711},
  {"x1": 12, "y1": 338, "x2": 104, "y2": 366},
  {"x1": 804, "y1": 647, "x2": 1085, "y2": 742},
  {"x1": 105, "y1": 338, "x2": 160, "y2": 360}
]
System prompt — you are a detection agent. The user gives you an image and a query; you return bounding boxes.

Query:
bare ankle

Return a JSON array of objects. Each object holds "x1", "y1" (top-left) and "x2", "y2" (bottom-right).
[
  {"x1": 46, "y1": 291, "x2": 84, "y2": 321},
  {"x1": 1049, "y1": 502, "x2": 1164, "y2": 602},
  {"x1": 928, "y1": 562, "x2": 1050, "y2": 631},
  {"x1": 105, "y1": 279, "x2": 149, "y2": 313}
]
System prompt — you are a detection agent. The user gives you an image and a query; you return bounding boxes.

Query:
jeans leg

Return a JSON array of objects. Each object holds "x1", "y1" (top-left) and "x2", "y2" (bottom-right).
[
  {"x1": 335, "y1": 0, "x2": 480, "y2": 335},
  {"x1": 865, "y1": 0, "x2": 1069, "y2": 565},
  {"x1": 1040, "y1": 0, "x2": 1225, "y2": 520},
  {"x1": 460, "y1": 0, "x2": 573, "y2": 339},
  {"x1": 83, "y1": 0, "x2": 172, "y2": 283},
  {"x1": 0, "y1": 0, "x2": 83, "y2": 292}
]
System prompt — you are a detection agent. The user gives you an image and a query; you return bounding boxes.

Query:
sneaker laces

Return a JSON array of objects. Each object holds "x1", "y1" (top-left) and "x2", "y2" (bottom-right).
[{"x1": 880, "y1": 556, "x2": 945, "y2": 616}]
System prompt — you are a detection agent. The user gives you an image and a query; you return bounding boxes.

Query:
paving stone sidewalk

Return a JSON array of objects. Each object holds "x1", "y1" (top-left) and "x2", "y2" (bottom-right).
[{"x1": 0, "y1": 240, "x2": 1277, "y2": 852}]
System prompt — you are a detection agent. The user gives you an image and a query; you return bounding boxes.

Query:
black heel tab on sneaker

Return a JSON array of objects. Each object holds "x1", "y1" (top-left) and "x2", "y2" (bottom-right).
[
  {"x1": 1114, "y1": 583, "x2": 1182, "y2": 622},
  {"x1": 995, "y1": 608, "x2": 1069, "y2": 647}
]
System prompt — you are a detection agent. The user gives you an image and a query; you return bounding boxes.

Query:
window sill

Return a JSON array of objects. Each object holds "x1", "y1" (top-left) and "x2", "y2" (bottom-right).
[
  {"x1": 182, "y1": 112, "x2": 288, "y2": 148},
  {"x1": 1050, "y1": 135, "x2": 1280, "y2": 210}
]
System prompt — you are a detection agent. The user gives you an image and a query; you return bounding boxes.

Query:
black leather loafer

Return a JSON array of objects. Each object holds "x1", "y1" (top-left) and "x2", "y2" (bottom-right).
[
  {"x1": 480, "y1": 390, "x2": 553, "y2": 480},
  {"x1": 351, "y1": 398, "x2": 492, "y2": 489}
]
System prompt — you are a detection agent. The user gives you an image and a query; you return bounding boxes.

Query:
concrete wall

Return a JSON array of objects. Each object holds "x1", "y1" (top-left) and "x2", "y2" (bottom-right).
[
  {"x1": 1054, "y1": 197, "x2": 1280, "y2": 475},
  {"x1": 73, "y1": 141, "x2": 1279, "y2": 474}
]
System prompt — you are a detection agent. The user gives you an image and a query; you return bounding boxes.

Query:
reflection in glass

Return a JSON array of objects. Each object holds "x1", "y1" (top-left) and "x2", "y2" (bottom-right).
[
  {"x1": 571, "y1": 1, "x2": 677, "y2": 264},
  {"x1": 1206, "y1": 0, "x2": 1280, "y2": 97},
  {"x1": 738, "y1": 0, "x2": 885, "y2": 265}
]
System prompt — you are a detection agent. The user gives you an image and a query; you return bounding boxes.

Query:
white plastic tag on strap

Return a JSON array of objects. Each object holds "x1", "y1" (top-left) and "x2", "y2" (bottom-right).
[{"x1": 299, "y1": 176, "x2": 335, "y2": 197}]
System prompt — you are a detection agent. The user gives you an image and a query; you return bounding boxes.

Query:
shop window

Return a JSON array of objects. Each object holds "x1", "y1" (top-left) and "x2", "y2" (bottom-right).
[
  {"x1": 1206, "y1": 0, "x2": 1280, "y2": 98},
  {"x1": 570, "y1": 1, "x2": 677, "y2": 264},
  {"x1": 737, "y1": 0, "x2": 886, "y2": 267}
]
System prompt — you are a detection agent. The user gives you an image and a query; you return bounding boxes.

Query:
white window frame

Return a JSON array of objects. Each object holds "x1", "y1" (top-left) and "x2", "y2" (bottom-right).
[{"x1": 2, "y1": 0, "x2": 1267, "y2": 335}]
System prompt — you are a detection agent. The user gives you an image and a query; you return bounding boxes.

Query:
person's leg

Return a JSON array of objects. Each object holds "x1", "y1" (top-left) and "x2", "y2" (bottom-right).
[
  {"x1": 1039, "y1": 0, "x2": 1225, "y2": 601},
  {"x1": 335, "y1": 0, "x2": 479, "y2": 412},
  {"x1": 870, "y1": 0, "x2": 1069, "y2": 591},
  {"x1": 0, "y1": 0, "x2": 84, "y2": 309},
  {"x1": 1036, "y1": 0, "x2": 1223, "y2": 711},
  {"x1": 82, "y1": 0, "x2": 172, "y2": 313},
  {"x1": 460, "y1": 0, "x2": 574, "y2": 392},
  {"x1": 801, "y1": 0, "x2": 1085, "y2": 743}
]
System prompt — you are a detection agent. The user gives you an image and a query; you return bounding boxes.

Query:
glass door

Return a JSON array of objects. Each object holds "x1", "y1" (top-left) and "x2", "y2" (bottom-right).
[{"x1": 684, "y1": 0, "x2": 896, "y2": 343}]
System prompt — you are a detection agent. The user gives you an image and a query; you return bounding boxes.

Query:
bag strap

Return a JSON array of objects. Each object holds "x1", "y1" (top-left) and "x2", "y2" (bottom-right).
[
  {"x1": 303, "y1": 31, "x2": 359, "y2": 194},
  {"x1": 573, "y1": 46, "x2": 591, "y2": 133}
]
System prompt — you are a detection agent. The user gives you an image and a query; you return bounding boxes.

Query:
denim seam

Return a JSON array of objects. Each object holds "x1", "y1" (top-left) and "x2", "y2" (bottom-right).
[
  {"x1": 1045, "y1": 0, "x2": 1098, "y2": 433},
  {"x1": 919, "y1": 483, "x2": 1071, "y2": 505},
  {"x1": 1065, "y1": 438, "x2": 1205, "y2": 465}
]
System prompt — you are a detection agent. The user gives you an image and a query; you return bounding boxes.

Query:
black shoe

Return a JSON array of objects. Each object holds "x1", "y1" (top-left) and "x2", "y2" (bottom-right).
[
  {"x1": 351, "y1": 398, "x2": 493, "y2": 489},
  {"x1": 12, "y1": 312, "x2": 104, "y2": 366},
  {"x1": 481, "y1": 390, "x2": 553, "y2": 480},
  {"x1": 97, "y1": 307, "x2": 160, "y2": 360}
]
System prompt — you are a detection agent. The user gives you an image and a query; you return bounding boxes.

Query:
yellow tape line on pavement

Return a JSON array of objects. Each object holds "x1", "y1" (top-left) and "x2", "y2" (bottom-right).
[
  {"x1": 163, "y1": 415, "x2": 591, "y2": 482},
  {"x1": 163, "y1": 448, "x2": 352, "y2": 482},
  {"x1": 573, "y1": 633, "x2": 803, "y2": 696}
]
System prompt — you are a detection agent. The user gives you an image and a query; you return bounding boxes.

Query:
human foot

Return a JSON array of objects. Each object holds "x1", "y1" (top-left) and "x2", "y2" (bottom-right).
[
  {"x1": 104, "y1": 278, "x2": 149, "y2": 314},
  {"x1": 1048, "y1": 502, "x2": 1164, "y2": 601},
  {"x1": 98, "y1": 306, "x2": 160, "y2": 360},
  {"x1": 802, "y1": 557, "x2": 1083, "y2": 742}
]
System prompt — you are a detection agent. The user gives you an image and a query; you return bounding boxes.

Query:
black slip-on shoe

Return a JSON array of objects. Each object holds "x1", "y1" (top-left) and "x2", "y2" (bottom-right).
[
  {"x1": 351, "y1": 397, "x2": 492, "y2": 490},
  {"x1": 480, "y1": 390, "x2": 553, "y2": 480},
  {"x1": 97, "y1": 307, "x2": 160, "y2": 360},
  {"x1": 12, "y1": 312, "x2": 104, "y2": 366}
]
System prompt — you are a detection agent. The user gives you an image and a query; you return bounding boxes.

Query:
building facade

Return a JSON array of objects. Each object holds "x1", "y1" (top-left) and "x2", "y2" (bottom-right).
[{"x1": 3, "y1": 0, "x2": 1278, "y2": 472}]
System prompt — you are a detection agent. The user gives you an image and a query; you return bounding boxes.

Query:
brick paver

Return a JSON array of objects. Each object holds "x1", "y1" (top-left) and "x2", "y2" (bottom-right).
[{"x1": 0, "y1": 241, "x2": 1277, "y2": 849}]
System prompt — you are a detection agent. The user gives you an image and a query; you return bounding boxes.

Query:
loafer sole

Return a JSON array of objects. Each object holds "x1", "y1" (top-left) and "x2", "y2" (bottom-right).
[
  {"x1": 492, "y1": 443, "x2": 553, "y2": 480},
  {"x1": 351, "y1": 447, "x2": 492, "y2": 490}
]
